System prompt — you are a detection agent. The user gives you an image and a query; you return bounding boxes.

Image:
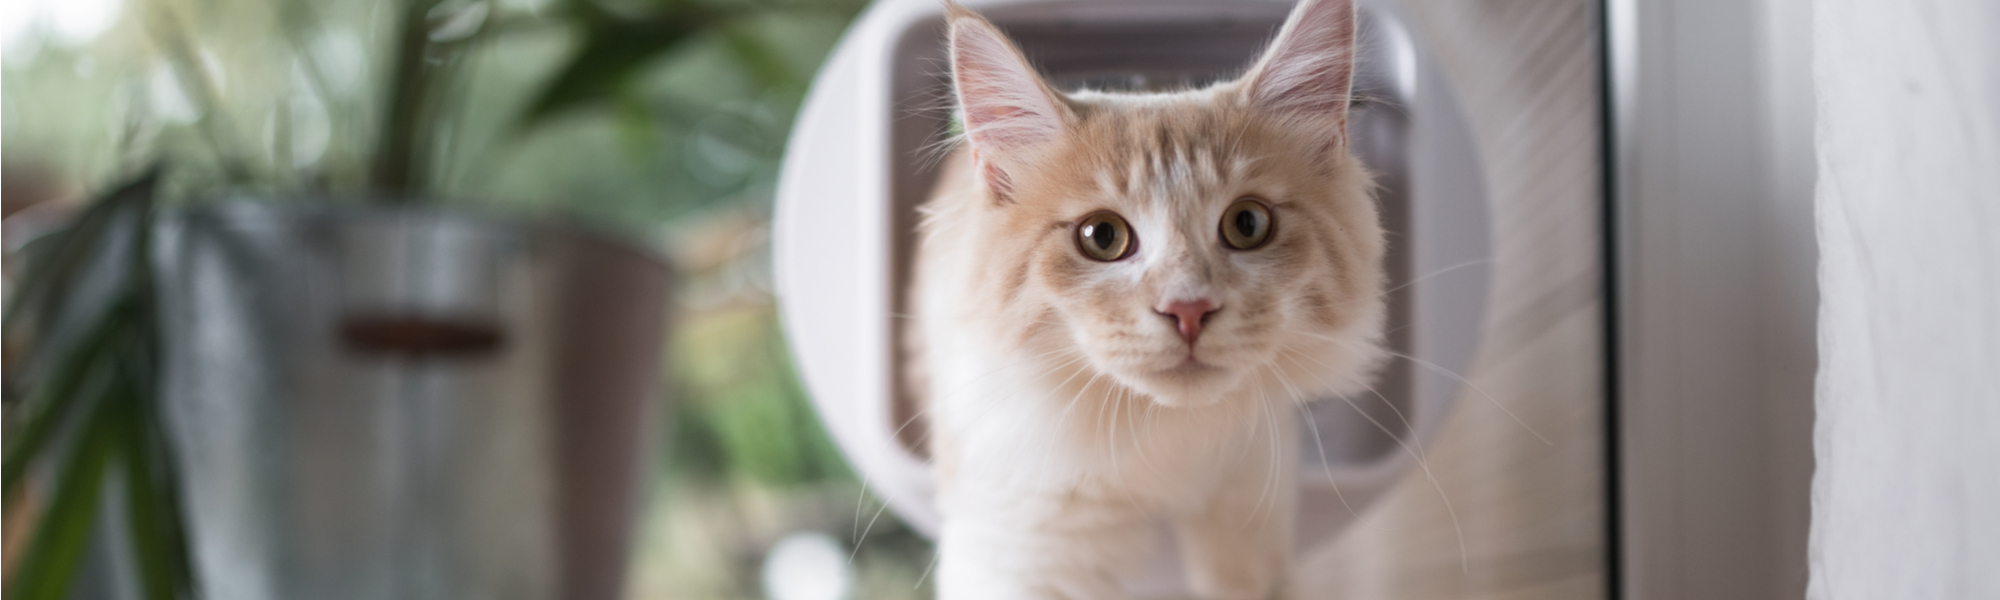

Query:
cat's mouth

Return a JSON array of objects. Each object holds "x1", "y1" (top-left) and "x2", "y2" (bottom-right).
[
  {"x1": 1127, "y1": 355, "x2": 1238, "y2": 407},
  {"x1": 1156, "y1": 355, "x2": 1225, "y2": 381}
]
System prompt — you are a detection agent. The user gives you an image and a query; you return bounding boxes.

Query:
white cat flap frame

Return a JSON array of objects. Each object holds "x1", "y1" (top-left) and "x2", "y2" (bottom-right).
[{"x1": 774, "y1": 0, "x2": 1490, "y2": 577}]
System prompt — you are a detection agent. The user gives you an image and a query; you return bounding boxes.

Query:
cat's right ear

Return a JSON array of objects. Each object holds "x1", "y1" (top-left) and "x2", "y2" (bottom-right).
[
  {"x1": 946, "y1": 2, "x2": 1067, "y2": 202},
  {"x1": 1240, "y1": 0, "x2": 1358, "y2": 151}
]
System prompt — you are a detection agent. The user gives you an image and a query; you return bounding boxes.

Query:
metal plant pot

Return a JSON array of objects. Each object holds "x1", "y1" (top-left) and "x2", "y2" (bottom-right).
[{"x1": 152, "y1": 201, "x2": 673, "y2": 600}]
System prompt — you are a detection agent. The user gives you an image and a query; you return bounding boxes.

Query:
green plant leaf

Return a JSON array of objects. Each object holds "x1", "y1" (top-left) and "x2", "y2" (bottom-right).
[
  {"x1": 372, "y1": 0, "x2": 450, "y2": 195},
  {"x1": 517, "y1": 4, "x2": 719, "y2": 129},
  {"x1": 3, "y1": 395, "x2": 119, "y2": 600},
  {"x1": 1, "y1": 164, "x2": 181, "y2": 599},
  {"x1": 1, "y1": 168, "x2": 159, "y2": 337},
  {"x1": 718, "y1": 21, "x2": 797, "y2": 91},
  {"x1": 116, "y1": 375, "x2": 193, "y2": 600},
  {"x1": 2, "y1": 299, "x2": 131, "y2": 509}
]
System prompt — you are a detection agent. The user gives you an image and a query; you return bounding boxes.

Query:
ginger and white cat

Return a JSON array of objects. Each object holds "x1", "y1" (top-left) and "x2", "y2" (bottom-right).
[{"x1": 906, "y1": 0, "x2": 1385, "y2": 597}]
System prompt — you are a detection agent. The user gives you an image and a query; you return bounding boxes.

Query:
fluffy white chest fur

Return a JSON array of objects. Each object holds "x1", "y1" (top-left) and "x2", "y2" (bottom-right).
[{"x1": 927, "y1": 332, "x2": 1300, "y2": 600}]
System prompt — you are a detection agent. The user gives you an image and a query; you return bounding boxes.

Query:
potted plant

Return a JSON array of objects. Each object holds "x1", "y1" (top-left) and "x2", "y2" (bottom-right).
[{"x1": 2, "y1": 0, "x2": 860, "y2": 597}]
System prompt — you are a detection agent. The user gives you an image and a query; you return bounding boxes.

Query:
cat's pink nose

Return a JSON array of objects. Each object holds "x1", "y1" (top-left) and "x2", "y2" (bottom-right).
[{"x1": 1157, "y1": 299, "x2": 1220, "y2": 345}]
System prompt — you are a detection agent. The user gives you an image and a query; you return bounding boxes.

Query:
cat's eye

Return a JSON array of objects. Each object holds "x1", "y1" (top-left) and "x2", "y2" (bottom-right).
[
  {"x1": 1220, "y1": 198, "x2": 1274, "y2": 250},
  {"x1": 1075, "y1": 211, "x2": 1134, "y2": 261}
]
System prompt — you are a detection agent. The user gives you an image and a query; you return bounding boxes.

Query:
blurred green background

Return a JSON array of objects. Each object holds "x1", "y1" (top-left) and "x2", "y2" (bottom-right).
[{"x1": 1, "y1": 0, "x2": 934, "y2": 597}]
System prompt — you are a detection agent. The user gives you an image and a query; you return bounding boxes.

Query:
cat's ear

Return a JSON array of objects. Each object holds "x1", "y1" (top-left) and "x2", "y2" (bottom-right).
[
  {"x1": 946, "y1": 2, "x2": 1067, "y2": 201},
  {"x1": 1241, "y1": 0, "x2": 1357, "y2": 147}
]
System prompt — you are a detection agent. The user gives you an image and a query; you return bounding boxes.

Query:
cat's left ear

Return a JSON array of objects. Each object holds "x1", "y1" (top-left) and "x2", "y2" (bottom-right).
[
  {"x1": 947, "y1": 2, "x2": 1070, "y2": 202},
  {"x1": 1241, "y1": 0, "x2": 1358, "y2": 148}
]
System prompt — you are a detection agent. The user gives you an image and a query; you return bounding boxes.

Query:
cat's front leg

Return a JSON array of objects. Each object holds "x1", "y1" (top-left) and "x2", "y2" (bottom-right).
[{"x1": 1174, "y1": 428, "x2": 1298, "y2": 600}]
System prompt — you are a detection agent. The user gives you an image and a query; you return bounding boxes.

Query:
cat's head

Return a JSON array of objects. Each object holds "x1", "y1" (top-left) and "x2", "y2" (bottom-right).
[{"x1": 945, "y1": 0, "x2": 1385, "y2": 407}]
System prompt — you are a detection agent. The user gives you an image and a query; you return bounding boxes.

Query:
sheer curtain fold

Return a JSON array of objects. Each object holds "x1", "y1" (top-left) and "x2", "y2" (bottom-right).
[{"x1": 1810, "y1": 2, "x2": 2000, "y2": 598}]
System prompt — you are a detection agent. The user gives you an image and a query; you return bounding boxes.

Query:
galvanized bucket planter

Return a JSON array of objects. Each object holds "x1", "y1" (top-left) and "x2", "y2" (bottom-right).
[{"x1": 152, "y1": 201, "x2": 673, "y2": 600}]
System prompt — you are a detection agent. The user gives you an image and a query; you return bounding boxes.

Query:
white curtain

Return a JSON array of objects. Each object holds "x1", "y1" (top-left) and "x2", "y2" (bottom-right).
[{"x1": 1811, "y1": 1, "x2": 2000, "y2": 598}]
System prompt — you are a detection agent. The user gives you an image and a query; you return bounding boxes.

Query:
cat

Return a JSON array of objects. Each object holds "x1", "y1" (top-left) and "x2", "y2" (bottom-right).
[{"x1": 903, "y1": 0, "x2": 1385, "y2": 597}]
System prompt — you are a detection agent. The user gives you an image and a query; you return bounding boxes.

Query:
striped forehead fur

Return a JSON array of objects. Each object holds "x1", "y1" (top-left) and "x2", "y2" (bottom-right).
[{"x1": 1078, "y1": 96, "x2": 1254, "y2": 201}]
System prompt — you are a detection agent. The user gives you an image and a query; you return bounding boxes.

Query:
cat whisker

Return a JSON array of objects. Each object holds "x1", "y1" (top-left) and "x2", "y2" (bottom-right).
[
  {"x1": 1309, "y1": 332, "x2": 1552, "y2": 447},
  {"x1": 1039, "y1": 362, "x2": 1110, "y2": 477},
  {"x1": 852, "y1": 476, "x2": 871, "y2": 543},
  {"x1": 1279, "y1": 345, "x2": 1433, "y2": 466},
  {"x1": 904, "y1": 66, "x2": 968, "y2": 171},
  {"x1": 1275, "y1": 349, "x2": 1470, "y2": 574},
  {"x1": 1057, "y1": 370, "x2": 1120, "y2": 489},
  {"x1": 1141, "y1": 389, "x2": 1166, "y2": 469},
  {"x1": 914, "y1": 548, "x2": 940, "y2": 590},
  {"x1": 850, "y1": 496, "x2": 894, "y2": 564},
  {"x1": 1238, "y1": 375, "x2": 1284, "y2": 530},
  {"x1": 1378, "y1": 257, "x2": 1493, "y2": 300},
  {"x1": 1098, "y1": 371, "x2": 1124, "y2": 481},
  {"x1": 1317, "y1": 257, "x2": 1496, "y2": 312},
  {"x1": 1123, "y1": 386, "x2": 1156, "y2": 472},
  {"x1": 1105, "y1": 381, "x2": 1153, "y2": 509},
  {"x1": 1262, "y1": 362, "x2": 1360, "y2": 520}
]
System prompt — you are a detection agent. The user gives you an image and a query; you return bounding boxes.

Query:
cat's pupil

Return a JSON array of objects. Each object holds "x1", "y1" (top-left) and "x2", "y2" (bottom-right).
[
  {"x1": 1235, "y1": 211, "x2": 1258, "y2": 236},
  {"x1": 1091, "y1": 224, "x2": 1115, "y2": 249}
]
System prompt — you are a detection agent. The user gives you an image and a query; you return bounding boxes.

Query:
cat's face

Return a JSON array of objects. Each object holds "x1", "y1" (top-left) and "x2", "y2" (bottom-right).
[
  {"x1": 947, "y1": 0, "x2": 1386, "y2": 407},
  {"x1": 1004, "y1": 99, "x2": 1381, "y2": 406}
]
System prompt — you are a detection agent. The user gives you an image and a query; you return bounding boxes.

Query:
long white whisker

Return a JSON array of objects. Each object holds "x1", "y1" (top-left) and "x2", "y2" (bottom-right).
[
  {"x1": 1310, "y1": 333, "x2": 1552, "y2": 447},
  {"x1": 1041, "y1": 366, "x2": 1107, "y2": 475},
  {"x1": 850, "y1": 498, "x2": 893, "y2": 563},
  {"x1": 1124, "y1": 386, "x2": 1156, "y2": 470},
  {"x1": 1275, "y1": 350, "x2": 1468, "y2": 573},
  {"x1": 1377, "y1": 258, "x2": 1492, "y2": 300},
  {"x1": 852, "y1": 476, "x2": 871, "y2": 542},
  {"x1": 1282, "y1": 346, "x2": 1433, "y2": 465},
  {"x1": 1245, "y1": 377, "x2": 1283, "y2": 530},
  {"x1": 914, "y1": 549, "x2": 940, "y2": 590},
  {"x1": 1106, "y1": 383, "x2": 1149, "y2": 508},
  {"x1": 1263, "y1": 362, "x2": 1359, "y2": 519},
  {"x1": 1098, "y1": 373, "x2": 1122, "y2": 481}
]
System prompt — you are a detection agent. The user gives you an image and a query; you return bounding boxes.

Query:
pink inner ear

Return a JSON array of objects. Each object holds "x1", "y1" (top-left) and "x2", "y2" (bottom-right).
[
  {"x1": 951, "y1": 17, "x2": 1065, "y2": 160},
  {"x1": 979, "y1": 157, "x2": 1016, "y2": 201},
  {"x1": 1247, "y1": 0, "x2": 1357, "y2": 123}
]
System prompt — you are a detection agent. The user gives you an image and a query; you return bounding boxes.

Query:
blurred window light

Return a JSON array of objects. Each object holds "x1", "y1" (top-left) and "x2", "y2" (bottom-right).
[
  {"x1": 0, "y1": 0, "x2": 35, "y2": 49},
  {"x1": 264, "y1": 95, "x2": 332, "y2": 169},
  {"x1": 428, "y1": 1, "x2": 490, "y2": 43},
  {"x1": 148, "y1": 61, "x2": 202, "y2": 123},
  {"x1": 48, "y1": 0, "x2": 123, "y2": 45},
  {"x1": 761, "y1": 531, "x2": 853, "y2": 600},
  {"x1": 1, "y1": 0, "x2": 127, "y2": 48},
  {"x1": 497, "y1": 0, "x2": 553, "y2": 17},
  {"x1": 308, "y1": 30, "x2": 368, "y2": 94}
]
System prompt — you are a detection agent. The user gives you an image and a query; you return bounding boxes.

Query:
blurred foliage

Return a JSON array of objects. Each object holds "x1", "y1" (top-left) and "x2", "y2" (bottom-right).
[
  {"x1": 2, "y1": 169, "x2": 194, "y2": 600},
  {"x1": 2, "y1": 0, "x2": 864, "y2": 231},
  {"x1": 639, "y1": 294, "x2": 936, "y2": 599},
  {"x1": 5, "y1": 0, "x2": 937, "y2": 597},
  {"x1": 671, "y1": 303, "x2": 847, "y2": 485}
]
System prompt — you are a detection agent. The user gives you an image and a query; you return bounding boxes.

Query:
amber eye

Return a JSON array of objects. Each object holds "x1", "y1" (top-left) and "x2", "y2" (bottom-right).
[
  {"x1": 1075, "y1": 211, "x2": 1134, "y2": 261},
  {"x1": 1220, "y1": 198, "x2": 1274, "y2": 250}
]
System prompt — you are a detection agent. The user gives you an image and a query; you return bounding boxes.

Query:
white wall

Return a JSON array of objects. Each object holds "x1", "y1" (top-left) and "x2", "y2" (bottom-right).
[{"x1": 1811, "y1": 1, "x2": 2000, "y2": 598}]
